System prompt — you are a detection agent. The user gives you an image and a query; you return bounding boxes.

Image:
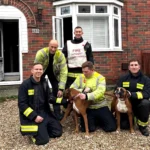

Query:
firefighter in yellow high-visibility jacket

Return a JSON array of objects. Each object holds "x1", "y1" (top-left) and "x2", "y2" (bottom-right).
[
  {"x1": 70, "y1": 61, "x2": 116, "y2": 132},
  {"x1": 34, "y1": 40, "x2": 68, "y2": 120}
]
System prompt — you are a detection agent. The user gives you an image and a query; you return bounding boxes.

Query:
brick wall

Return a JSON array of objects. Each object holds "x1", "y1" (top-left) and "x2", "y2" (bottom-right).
[
  {"x1": 7, "y1": 0, "x2": 150, "y2": 84},
  {"x1": 24, "y1": 0, "x2": 54, "y2": 78},
  {"x1": 94, "y1": 0, "x2": 150, "y2": 84},
  {"x1": 7, "y1": 0, "x2": 54, "y2": 78}
]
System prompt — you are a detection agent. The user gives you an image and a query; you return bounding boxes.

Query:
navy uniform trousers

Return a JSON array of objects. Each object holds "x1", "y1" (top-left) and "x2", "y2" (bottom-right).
[
  {"x1": 33, "y1": 111, "x2": 62, "y2": 145},
  {"x1": 80, "y1": 106, "x2": 117, "y2": 132}
]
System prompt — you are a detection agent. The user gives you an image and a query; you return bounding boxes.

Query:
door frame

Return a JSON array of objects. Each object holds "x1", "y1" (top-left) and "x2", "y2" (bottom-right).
[
  {"x1": 0, "y1": 17, "x2": 22, "y2": 85},
  {"x1": 0, "y1": 22, "x2": 4, "y2": 81},
  {"x1": 0, "y1": 5, "x2": 29, "y2": 85}
]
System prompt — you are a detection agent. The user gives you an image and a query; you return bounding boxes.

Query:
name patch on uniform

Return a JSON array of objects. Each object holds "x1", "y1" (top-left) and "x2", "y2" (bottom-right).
[
  {"x1": 28, "y1": 89, "x2": 34, "y2": 95},
  {"x1": 123, "y1": 82, "x2": 130, "y2": 87},
  {"x1": 136, "y1": 83, "x2": 144, "y2": 90}
]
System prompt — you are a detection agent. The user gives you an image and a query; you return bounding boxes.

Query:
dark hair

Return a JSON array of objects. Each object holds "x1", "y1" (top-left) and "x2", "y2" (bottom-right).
[
  {"x1": 82, "y1": 61, "x2": 94, "y2": 70},
  {"x1": 128, "y1": 59, "x2": 141, "y2": 66},
  {"x1": 74, "y1": 26, "x2": 83, "y2": 31}
]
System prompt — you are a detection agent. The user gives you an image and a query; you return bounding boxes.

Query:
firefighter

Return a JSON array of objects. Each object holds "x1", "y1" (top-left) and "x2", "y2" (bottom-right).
[
  {"x1": 62, "y1": 26, "x2": 94, "y2": 89},
  {"x1": 34, "y1": 40, "x2": 68, "y2": 120},
  {"x1": 117, "y1": 59, "x2": 150, "y2": 136},
  {"x1": 18, "y1": 63, "x2": 67, "y2": 145},
  {"x1": 70, "y1": 61, "x2": 117, "y2": 132}
]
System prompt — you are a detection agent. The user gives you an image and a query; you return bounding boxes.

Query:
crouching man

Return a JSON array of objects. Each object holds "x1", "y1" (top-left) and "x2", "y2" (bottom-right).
[
  {"x1": 70, "y1": 61, "x2": 116, "y2": 132},
  {"x1": 116, "y1": 59, "x2": 150, "y2": 136},
  {"x1": 18, "y1": 63, "x2": 67, "y2": 145}
]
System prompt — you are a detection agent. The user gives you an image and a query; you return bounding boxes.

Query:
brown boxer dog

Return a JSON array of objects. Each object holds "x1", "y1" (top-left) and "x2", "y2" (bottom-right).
[
  {"x1": 60, "y1": 88, "x2": 92, "y2": 137},
  {"x1": 105, "y1": 87, "x2": 134, "y2": 134}
]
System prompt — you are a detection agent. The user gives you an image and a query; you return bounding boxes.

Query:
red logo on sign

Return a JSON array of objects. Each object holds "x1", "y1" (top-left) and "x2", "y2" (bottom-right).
[{"x1": 83, "y1": 79, "x2": 86, "y2": 83}]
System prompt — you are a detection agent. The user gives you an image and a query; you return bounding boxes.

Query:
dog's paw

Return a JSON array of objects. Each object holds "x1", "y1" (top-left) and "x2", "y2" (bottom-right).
[
  {"x1": 116, "y1": 130, "x2": 120, "y2": 133},
  {"x1": 130, "y1": 131, "x2": 135, "y2": 134},
  {"x1": 131, "y1": 132, "x2": 135, "y2": 135},
  {"x1": 85, "y1": 135, "x2": 90, "y2": 139},
  {"x1": 130, "y1": 128, "x2": 135, "y2": 134},
  {"x1": 74, "y1": 129, "x2": 79, "y2": 133}
]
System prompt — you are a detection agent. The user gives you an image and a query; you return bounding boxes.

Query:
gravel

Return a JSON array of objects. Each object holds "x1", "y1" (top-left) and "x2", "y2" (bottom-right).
[{"x1": 0, "y1": 100, "x2": 150, "y2": 150}]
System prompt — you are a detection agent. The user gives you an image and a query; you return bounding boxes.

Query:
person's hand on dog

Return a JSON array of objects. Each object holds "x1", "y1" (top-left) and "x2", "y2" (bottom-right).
[
  {"x1": 57, "y1": 90, "x2": 63, "y2": 97},
  {"x1": 84, "y1": 87, "x2": 91, "y2": 93},
  {"x1": 77, "y1": 93, "x2": 86, "y2": 100}
]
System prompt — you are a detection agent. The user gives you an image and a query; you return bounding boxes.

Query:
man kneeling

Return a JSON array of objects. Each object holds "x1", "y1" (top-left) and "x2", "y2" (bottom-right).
[
  {"x1": 18, "y1": 63, "x2": 67, "y2": 145},
  {"x1": 70, "y1": 61, "x2": 117, "y2": 133}
]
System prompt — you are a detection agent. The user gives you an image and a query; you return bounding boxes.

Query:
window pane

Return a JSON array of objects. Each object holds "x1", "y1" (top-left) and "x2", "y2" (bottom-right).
[
  {"x1": 55, "y1": 18, "x2": 63, "y2": 47},
  {"x1": 114, "y1": 19, "x2": 119, "y2": 47},
  {"x1": 93, "y1": 17, "x2": 109, "y2": 48},
  {"x1": 61, "y1": 6, "x2": 70, "y2": 15},
  {"x1": 78, "y1": 6, "x2": 90, "y2": 13},
  {"x1": 78, "y1": 17, "x2": 109, "y2": 48},
  {"x1": 96, "y1": 6, "x2": 107, "y2": 13},
  {"x1": 77, "y1": 17, "x2": 92, "y2": 43},
  {"x1": 114, "y1": 7, "x2": 118, "y2": 15}
]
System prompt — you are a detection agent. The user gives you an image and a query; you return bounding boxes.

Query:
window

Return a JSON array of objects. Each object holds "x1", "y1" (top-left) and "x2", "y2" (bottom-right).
[
  {"x1": 77, "y1": 4, "x2": 121, "y2": 51},
  {"x1": 78, "y1": 6, "x2": 90, "y2": 13},
  {"x1": 61, "y1": 6, "x2": 70, "y2": 15},
  {"x1": 95, "y1": 6, "x2": 107, "y2": 13},
  {"x1": 114, "y1": 7, "x2": 118, "y2": 15},
  {"x1": 53, "y1": 1, "x2": 123, "y2": 51},
  {"x1": 113, "y1": 6, "x2": 120, "y2": 48},
  {"x1": 78, "y1": 16, "x2": 109, "y2": 48},
  {"x1": 52, "y1": 17, "x2": 64, "y2": 48},
  {"x1": 114, "y1": 19, "x2": 119, "y2": 47}
]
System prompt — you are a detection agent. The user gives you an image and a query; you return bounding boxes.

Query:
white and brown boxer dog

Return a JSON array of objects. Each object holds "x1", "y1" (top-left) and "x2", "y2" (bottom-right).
[
  {"x1": 60, "y1": 88, "x2": 92, "y2": 138},
  {"x1": 105, "y1": 87, "x2": 134, "y2": 134}
]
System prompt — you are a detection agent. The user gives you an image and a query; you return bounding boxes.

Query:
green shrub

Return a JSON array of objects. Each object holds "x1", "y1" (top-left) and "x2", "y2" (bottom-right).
[{"x1": 0, "y1": 96, "x2": 18, "y2": 103}]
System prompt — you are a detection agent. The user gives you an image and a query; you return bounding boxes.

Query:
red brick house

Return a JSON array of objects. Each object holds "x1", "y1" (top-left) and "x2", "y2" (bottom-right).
[{"x1": 0, "y1": 0, "x2": 149, "y2": 86}]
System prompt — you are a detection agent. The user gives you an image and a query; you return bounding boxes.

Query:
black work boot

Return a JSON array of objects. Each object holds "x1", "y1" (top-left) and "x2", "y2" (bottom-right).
[{"x1": 139, "y1": 126, "x2": 149, "y2": 136}]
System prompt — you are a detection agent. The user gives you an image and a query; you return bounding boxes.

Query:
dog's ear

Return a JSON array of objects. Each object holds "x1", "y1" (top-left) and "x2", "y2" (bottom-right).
[
  {"x1": 126, "y1": 90, "x2": 131, "y2": 98},
  {"x1": 114, "y1": 87, "x2": 119, "y2": 95}
]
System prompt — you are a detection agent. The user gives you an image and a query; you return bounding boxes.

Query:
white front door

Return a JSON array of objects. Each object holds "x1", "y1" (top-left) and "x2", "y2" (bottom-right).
[{"x1": 0, "y1": 22, "x2": 4, "y2": 81}]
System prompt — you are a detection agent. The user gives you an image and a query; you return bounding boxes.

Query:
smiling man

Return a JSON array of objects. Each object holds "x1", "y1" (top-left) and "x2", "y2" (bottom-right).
[
  {"x1": 70, "y1": 61, "x2": 116, "y2": 133},
  {"x1": 117, "y1": 59, "x2": 150, "y2": 136},
  {"x1": 62, "y1": 26, "x2": 94, "y2": 89},
  {"x1": 34, "y1": 40, "x2": 68, "y2": 120},
  {"x1": 18, "y1": 63, "x2": 63, "y2": 145}
]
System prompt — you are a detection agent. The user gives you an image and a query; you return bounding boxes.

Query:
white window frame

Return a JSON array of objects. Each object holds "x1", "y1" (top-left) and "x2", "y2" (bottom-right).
[
  {"x1": 112, "y1": 6, "x2": 122, "y2": 50},
  {"x1": 53, "y1": 0, "x2": 124, "y2": 52},
  {"x1": 52, "y1": 16, "x2": 64, "y2": 49}
]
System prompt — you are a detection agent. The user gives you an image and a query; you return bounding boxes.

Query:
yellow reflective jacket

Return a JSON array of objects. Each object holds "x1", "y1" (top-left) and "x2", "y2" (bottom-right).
[
  {"x1": 34, "y1": 47, "x2": 68, "y2": 90},
  {"x1": 70, "y1": 71, "x2": 108, "y2": 109}
]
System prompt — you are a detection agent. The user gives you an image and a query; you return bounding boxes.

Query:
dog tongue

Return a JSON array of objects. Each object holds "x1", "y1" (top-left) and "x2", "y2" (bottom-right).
[{"x1": 116, "y1": 94, "x2": 120, "y2": 98}]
